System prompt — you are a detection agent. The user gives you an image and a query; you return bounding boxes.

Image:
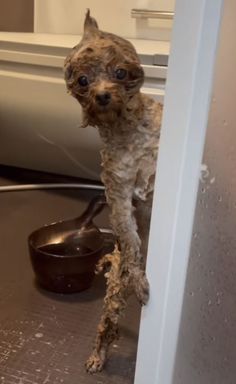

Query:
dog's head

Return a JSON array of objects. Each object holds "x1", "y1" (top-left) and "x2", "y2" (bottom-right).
[{"x1": 64, "y1": 10, "x2": 144, "y2": 126}]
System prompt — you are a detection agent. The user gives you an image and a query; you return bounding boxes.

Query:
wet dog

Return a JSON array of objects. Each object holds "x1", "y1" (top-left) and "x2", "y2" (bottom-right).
[{"x1": 64, "y1": 10, "x2": 163, "y2": 372}]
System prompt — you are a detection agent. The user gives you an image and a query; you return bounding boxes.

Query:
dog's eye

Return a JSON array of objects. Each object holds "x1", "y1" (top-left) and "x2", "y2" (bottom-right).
[
  {"x1": 78, "y1": 75, "x2": 89, "y2": 87},
  {"x1": 115, "y1": 68, "x2": 127, "y2": 80}
]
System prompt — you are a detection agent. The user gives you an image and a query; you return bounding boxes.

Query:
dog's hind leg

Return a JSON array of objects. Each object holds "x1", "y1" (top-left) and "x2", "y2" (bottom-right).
[{"x1": 86, "y1": 246, "x2": 130, "y2": 373}]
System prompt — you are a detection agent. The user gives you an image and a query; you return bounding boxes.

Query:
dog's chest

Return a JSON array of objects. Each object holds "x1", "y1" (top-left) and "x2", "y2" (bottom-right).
[{"x1": 100, "y1": 125, "x2": 159, "y2": 201}]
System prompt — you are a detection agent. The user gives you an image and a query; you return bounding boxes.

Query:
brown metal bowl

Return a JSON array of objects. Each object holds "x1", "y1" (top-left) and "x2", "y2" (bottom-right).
[{"x1": 28, "y1": 196, "x2": 114, "y2": 293}]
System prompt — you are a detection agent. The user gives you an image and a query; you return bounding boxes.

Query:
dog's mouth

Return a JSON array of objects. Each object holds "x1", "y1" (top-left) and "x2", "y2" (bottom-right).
[
  {"x1": 96, "y1": 103, "x2": 113, "y2": 113},
  {"x1": 91, "y1": 92, "x2": 124, "y2": 113},
  {"x1": 92, "y1": 103, "x2": 122, "y2": 116},
  {"x1": 76, "y1": 85, "x2": 126, "y2": 125},
  {"x1": 83, "y1": 98, "x2": 123, "y2": 125}
]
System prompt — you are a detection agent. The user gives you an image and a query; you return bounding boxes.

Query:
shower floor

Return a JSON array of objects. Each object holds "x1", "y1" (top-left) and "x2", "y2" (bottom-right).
[{"x1": 0, "y1": 166, "x2": 140, "y2": 384}]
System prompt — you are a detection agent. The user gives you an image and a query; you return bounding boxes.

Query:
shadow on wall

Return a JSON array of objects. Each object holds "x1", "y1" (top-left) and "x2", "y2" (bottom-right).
[{"x1": 0, "y1": 0, "x2": 34, "y2": 32}]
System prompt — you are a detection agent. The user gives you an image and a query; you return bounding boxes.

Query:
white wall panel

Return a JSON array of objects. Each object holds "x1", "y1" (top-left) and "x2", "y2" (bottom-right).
[
  {"x1": 34, "y1": 0, "x2": 175, "y2": 40},
  {"x1": 173, "y1": 1, "x2": 236, "y2": 383},
  {"x1": 135, "y1": 0, "x2": 223, "y2": 383}
]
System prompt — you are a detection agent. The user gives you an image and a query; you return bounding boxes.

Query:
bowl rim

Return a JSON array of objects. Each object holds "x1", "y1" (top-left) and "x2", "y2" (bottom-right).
[{"x1": 28, "y1": 227, "x2": 114, "y2": 259}]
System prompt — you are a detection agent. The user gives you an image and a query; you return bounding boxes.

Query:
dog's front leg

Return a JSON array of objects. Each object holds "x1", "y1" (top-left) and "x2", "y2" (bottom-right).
[{"x1": 101, "y1": 166, "x2": 149, "y2": 305}]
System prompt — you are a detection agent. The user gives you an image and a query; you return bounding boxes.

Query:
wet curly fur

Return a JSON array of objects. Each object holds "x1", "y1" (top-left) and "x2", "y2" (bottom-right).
[{"x1": 64, "y1": 10, "x2": 163, "y2": 373}]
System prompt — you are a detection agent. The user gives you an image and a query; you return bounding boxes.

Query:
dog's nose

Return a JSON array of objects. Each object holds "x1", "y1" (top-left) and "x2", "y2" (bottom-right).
[{"x1": 95, "y1": 92, "x2": 111, "y2": 106}]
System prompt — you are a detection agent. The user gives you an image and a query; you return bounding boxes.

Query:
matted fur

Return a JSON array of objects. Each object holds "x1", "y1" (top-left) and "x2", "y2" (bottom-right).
[{"x1": 64, "y1": 9, "x2": 163, "y2": 373}]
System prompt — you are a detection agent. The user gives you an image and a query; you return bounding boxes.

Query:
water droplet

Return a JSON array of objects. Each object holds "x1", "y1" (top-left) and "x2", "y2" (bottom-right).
[
  {"x1": 208, "y1": 299, "x2": 212, "y2": 306},
  {"x1": 35, "y1": 333, "x2": 44, "y2": 338},
  {"x1": 200, "y1": 163, "x2": 209, "y2": 181},
  {"x1": 218, "y1": 195, "x2": 223, "y2": 202},
  {"x1": 189, "y1": 291, "x2": 195, "y2": 297},
  {"x1": 210, "y1": 177, "x2": 216, "y2": 184}
]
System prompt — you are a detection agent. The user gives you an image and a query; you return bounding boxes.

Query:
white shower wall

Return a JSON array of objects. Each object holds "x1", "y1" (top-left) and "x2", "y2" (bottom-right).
[
  {"x1": 34, "y1": 0, "x2": 175, "y2": 40},
  {"x1": 173, "y1": 1, "x2": 236, "y2": 383}
]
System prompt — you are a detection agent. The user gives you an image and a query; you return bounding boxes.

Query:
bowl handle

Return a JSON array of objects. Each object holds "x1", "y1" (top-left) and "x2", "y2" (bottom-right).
[{"x1": 78, "y1": 194, "x2": 107, "y2": 228}]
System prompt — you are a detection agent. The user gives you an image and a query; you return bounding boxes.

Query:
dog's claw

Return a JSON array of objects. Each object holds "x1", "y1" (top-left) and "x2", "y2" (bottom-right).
[{"x1": 85, "y1": 353, "x2": 105, "y2": 374}]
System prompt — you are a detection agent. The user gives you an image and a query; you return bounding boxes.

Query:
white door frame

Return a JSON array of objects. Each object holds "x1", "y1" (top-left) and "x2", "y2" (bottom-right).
[{"x1": 134, "y1": 1, "x2": 224, "y2": 383}]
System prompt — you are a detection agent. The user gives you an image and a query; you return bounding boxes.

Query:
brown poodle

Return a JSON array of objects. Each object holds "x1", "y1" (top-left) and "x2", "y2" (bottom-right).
[{"x1": 64, "y1": 10, "x2": 163, "y2": 372}]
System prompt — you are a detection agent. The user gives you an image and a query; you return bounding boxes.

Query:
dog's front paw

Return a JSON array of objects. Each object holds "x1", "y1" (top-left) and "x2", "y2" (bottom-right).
[
  {"x1": 85, "y1": 351, "x2": 106, "y2": 374},
  {"x1": 132, "y1": 269, "x2": 150, "y2": 305}
]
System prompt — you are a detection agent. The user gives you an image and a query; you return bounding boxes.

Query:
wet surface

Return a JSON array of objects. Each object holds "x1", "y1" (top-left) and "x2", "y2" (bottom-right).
[{"x1": 0, "y1": 166, "x2": 140, "y2": 384}]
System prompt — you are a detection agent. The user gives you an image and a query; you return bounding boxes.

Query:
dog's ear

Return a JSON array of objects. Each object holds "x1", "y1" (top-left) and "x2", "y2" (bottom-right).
[
  {"x1": 83, "y1": 9, "x2": 99, "y2": 38},
  {"x1": 120, "y1": 63, "x2": 144, "y2": 94},
  {"x1": 128, "y1": 63, "x2": 144, "y2": 80},
  {"x1": 64, "y1": 64, "x2": 73, "y2": 82}
]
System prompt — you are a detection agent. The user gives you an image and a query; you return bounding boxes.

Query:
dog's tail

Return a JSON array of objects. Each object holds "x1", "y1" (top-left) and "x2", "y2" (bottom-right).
[{"x1": 84, "y1": 9, "x2": 99, "y2": 36}]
